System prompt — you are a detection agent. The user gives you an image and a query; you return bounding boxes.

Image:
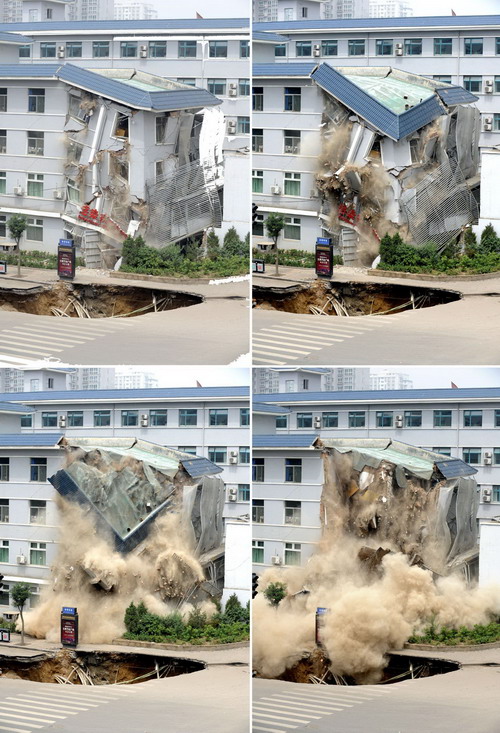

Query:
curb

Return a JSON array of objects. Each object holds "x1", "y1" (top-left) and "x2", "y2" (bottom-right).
[
  {"x1": 112, "y1": 638, "x2": 249, "y2": 652},
  {"x1": 404, "y1": 641, "x2": 500, "y2": 651},
  {"x1": 370, "y1": 269, "x2": 500, "y2": 283},
  {"x1": 112, "y1": 271, "x2": 217, "y2": 285}
]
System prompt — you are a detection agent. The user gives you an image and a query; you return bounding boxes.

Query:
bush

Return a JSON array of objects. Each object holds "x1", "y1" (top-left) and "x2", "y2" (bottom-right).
[
  {"x1": 223, "y1": 594, "x2": 249, "y2": 624},
  {"x1": 409, "y1": 620, "x2": 500, "y2": 645},
  {"x1": 1, "y1": 249, "x2": 85, "y2": 270},
  {"x1": 263, "y1": 582, "x2": 287, "y2": 607}
]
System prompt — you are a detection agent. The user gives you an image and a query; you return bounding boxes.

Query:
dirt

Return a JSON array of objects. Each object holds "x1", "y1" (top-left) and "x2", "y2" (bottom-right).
[
  {"x1": 0, "y1": 282, "x2": 202, "y2": 318},
  {"x1": 0, "y1": 649, "x2": 204, "y2": 685},
  {"x1": 253, "y1": 279, "x2": 461, "y2": 316}
]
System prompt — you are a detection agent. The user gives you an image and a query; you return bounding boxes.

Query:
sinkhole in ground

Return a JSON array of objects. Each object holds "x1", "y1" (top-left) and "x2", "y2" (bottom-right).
[
  {"x1": 0, "y1": 649, "x2": 205, "y2": 685},
  {"x1": 0, "y1": 282, "x2": 203, "y2": 318},
  {"x1": 253, "y1": 280, "x2": 461, "y2": 316},
  {"x1": 267, "y1": 650, "x2": 460, "y2": 686}
]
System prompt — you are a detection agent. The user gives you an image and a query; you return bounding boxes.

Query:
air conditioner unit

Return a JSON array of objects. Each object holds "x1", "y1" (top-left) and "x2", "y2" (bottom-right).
[
  {"x1": 314, "y1": 417, "x2": 321, "y2": 428},
  {"x1": 230, "y1": 450, "x2": 238, "y2": 457},
  {"x1": 229, "y1": 456, "x2": 238, "y2": 464},
  {"x1": 483, "y1": 488, "x2": 492, "y2": 502},
  {"x1": 227, "y1": 120, "x2": 236, "y2": 134},
  {"x1": 313, "y1": 44, "x2": 320, "y2": 57},
  {"x1": 485, "y1": 81, "x2": 494, "y2": 93},
  {"x1": 58, "y1": 45, "x2": 65, "y2": 58},
  {"x1": 395, "y1": 43, "x2": 403, "y2": 55},
  {"x1": 54, "y1": 190, "x2": 64, "y2": 200},
  {"x1": 140, "y1": 414, "x2": 149, "y2": 427},
  {"x1": 485, "y1": 452, "x2": 492, "y2": 459},
  {"x1": 484, "y1": 117, "x2": 493, "y2": 131},
  {"x1": 14, "y1": 186, "x2": 24, "y2": 196},
  {"x1": 228, "y1": 488, "x2": 238, "y2": 502},
  {"x1": 271, "y1": 555, "x2": 282, "y2": 565},
  {"x1": 484, "y1": 456, "x2": 492, "y2": 465},
  {"x1": 17, "y1": 554, "x2": 27, "y2": 565},
  {"x1": 140, "y1": 45, "x2": 147, "y2": 58},
  {"x1": 271, "y1": 184, "x2": 281, "y2": 195},
  {"x1": 395, "y1": 415, "x2": 403, "y2": 428},
  {"x1": 59, "y1": 415, "x2": 66, "y2": 428},
  {"x1": 228, "y1": 83, "x2": 237, "y2": 97}
]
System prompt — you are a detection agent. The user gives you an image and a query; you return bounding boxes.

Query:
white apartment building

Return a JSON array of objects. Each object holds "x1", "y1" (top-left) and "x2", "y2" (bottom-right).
[
  {"x1": 252, "y1": 366, "x2": 371, "y2": 393},
  {"x1": 114, "y1": 369, "x2": 159, "y2": 389},
  {"x1": 252, "y1": 387, "x2": 500, "y2": 572},
  {"x1": 369, "y1": 0, "x2": 413, "y2": 18},
  {"x1": 114, "y1": 2, "x2": 158, "y2": 20},
  {"x1": 0, "y1": 383, "x2": 250, "y2": 613},
  {"x1": 252, "y1": 14, "x2": 500, "y2": 250},
  {"x1": 369, "y1": 370, "x2": 413, "y2": 390}
]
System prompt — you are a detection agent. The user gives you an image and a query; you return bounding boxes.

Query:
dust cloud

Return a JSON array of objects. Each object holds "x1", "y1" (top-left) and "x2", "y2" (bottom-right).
[{"x1": 253, "y1": 451, "x2": 500, "y2": 684}]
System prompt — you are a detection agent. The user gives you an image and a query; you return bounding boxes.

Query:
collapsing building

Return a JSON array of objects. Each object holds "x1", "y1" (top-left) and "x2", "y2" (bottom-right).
[{"x1": 312, "y1": 65, "x2": 480, "y2": 265}]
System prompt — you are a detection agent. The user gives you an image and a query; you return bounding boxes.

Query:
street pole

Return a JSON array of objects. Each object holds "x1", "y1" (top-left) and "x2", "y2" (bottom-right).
[{"x1": 274, "y1": 236, "x2": 279, "y2": 276}]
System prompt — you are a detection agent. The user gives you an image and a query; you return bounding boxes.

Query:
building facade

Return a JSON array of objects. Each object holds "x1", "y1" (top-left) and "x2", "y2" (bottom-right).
[
  {"x1": 369, "y1": 0, "x2": 413, "y2": 18},
  {"x1": 114, "y1": 2, "x2": 158, "y2": 20}
]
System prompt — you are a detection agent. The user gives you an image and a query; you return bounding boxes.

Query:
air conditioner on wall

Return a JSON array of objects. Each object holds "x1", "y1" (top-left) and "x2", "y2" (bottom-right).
[
  {"x1": 395, "y1": 43, "x2": 403, "y2": 55},
  {"x1": 313, "y1": 44, "x2": 320, "y2": 57},
  {"x1": 140, "y1": 414, "x2": 148, "y2": 427},
  {"x1": 228, "y1": 83, "x2": 237, "y2": 97},
  {"x1": 396, "y1": 415, "x2": 403, "y2": 428},
  {"x1": 228, "y1": 488, "x2": 238, "y2": 502},
  {"x1": 59, "y1": 415, "x2": 66, "y2": 428},
  {"x1": 314, "y1": 417, "x2": 321, "y2": 428},
  {"x1": 271, "y1": 555, "x2": 282, "y2": 565},
  {"x1": 54, "y1": 190, "x2": 64, "y2": 200},
  {"x1": 14, "y1": 186, "x2": 24, "y2": 196},
  {"x1": 485, "y1": 81, "x2": 494, "y2": 94},
  {"x1": 227, "y1": 120, "x2": 236, "y2": 134},
  {"x1": 483, "y1": 488, "x2": 492, "y2": 502},
  {"x1": 229, "y1": 456, "x2": 238, "y2": 464},
  {"x1": 58, "y1": 45, "x2": 65, "y2": 58},
  {"x1": 140, "y1": 45, "x2": 147, "y2": 58},
  {"x1": 484, "y1": 456, "x2": 492, "y2": 465},
  {"x1": 17, "y1": 555, "x2": 27, "y2": 565},
  {"x1": 484, "y1": 117, "x2": 493, "y2": 131},
  {"x1": 271, "y1": 184, "x2": 281, "y2": 195}
]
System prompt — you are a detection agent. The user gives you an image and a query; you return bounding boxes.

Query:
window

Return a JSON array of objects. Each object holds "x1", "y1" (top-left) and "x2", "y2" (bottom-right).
[
  {"x1": 284, "y1": 216, "x2": 300, "y2": 240},
  {"x1": 0, "y1": 499, "x2": 9, "y2": 522},
  {"x1": 321, "y1": 39, "x2": 337, "y2": 56},
  {"x1": 93, "y1": 41, "x2": 109, "y2": 57},
  {"x1": 464, "y1": 37, "x2": 483, "y2": 55},
  {"x1": 67, "y1": 139, "x2": 83, "y2": 163},
  {"x1": 30, "y1": 542, "x2": 46, "y2": 565},
  {"x1": 238, "y1": 484, "x2": 250, "y2": 501},
  {"x1": 285, "y1": 380, "x2": 295, "y2": 392},
  {"x1": 240, "y1": 40, "x2": 249, "y2": 58},
  {"x1": 404, "y1": 38, "x2": 422, "y2": 55},
  {"x1": 209, "y1": 40, "x2": 227, "y2": 58},
  {"x1": 276, "y1": 415, "x2": 288, "y2": 429},
  {"x1": 285, "y1": 500, "x2": 301, "y2": 525},
  {"x1": 21, "y1": 414, "x2": 33, "y2": 428},
  {"x1": 0, "y1": 458, "x2": 9, "y2": 481},
  {"x1": 284, "y1": 87, "x2": 301, "y2": 112},
  {"x1": 41, "y1": 412, "x2": 57, "y2": 428},
  {"x1": 238, "y1": 447, "x2": 250, "y2": 464},
  {"x1": 0, "y1": 173, "x2": 5, "y2": 196},
  {"x1": 0, "y1": 130, "x2": 6, "y2": 154},
  {"x1": 494, "y1": 114, "x2": 500, "y2": 132},
  {"x1": 253, "y1": 214, "x2": 263, "y2": 236},
  {"x1": 494, "y1": 448, "x2": 500, "y2": 465},
  {"x1": 463, "y1": 76, "x2": 482, "y2": 93},
  {"x1": 284, "y1": 130, "x2": 301, "y2": 154},
  {"x1": 179, "y1": 409, "x2": 197, "y2": 426},
  {"x1": 433, "y1": 447, "x2": 451, "y2": 456},
  {"x1": 237, "y1": 116, "x2": 250, "y2": 134},
  {"x1": 497, "y1": 38, "x2": 500, "y2": 55},
  {"x1": 30, "y1": 458, "x2": 47, "y2": 482},
  {"x1": 113, "y1": 114, "x2": 129, "y2": 139},
  {"x1": 252, "y1": 169, "x2": 263, "y2": 194},
  {"x1": 67, "y1": 178, "x2": 80, "y2": 203},
  {"x1": 434, "y1": 410, "x2": 452, "y2": 427},
  {"x1": 26, "y1": 218, "x2": 43, "y2": 242},
  {"x1": 155, "y1": 116, "x2": 167, "y2": 144},
  {"x1": 296, "y1": 41, "x2": 312, "y2": 57},
  {"x1": 463, "y1": 448, "x2": 481, "y2": 464},
  {"x1": 120, "y1": 41, "x2": 137, "y2": 57},
  {"x1": 0, "y1": 213, "x2": 5, "y2": 232},
  {"x1": 252, "y1": 540, "x2": 264, "y2": 563},
  {"x1": 434, "y1": 37, "x2": 452, "y2": 55},
  {"x1": 207, "y1": 78, "x2": 226, "y2": 95},
  {"x1": 0, "y1": 539, "x2": 8, "y2": 563},
  {"x1": 495, "y1": 410, "x2": 500, "y2": 427},
  {"x1": 376, "y1": 39, "x2": 393, "y2": 55},
  {"x1": 433, "y1": 75, "x2": 452, "y2": 84},
  {"x1": 240, "y1": 408, "x2": 250, "y2": 426},
  {"x1": 349, "y1": 411, "x2": 365, "y2": 428},
  {"x1": 0, "y1": 89, "x2": 6, "y2": 112},
  {"x1": 239, "y1": 79, "x2": 250, "y2": 96},
  {"x1": 284, "y1": 172, "x2": 301, "y2": 196},
  {"x1": 178, "y1": 446, "x2": 196, "y2": 455},
  {"x1": 110, "y1": 155, "x2": 129, "y2": 181},
  {"x1": 348, "y1": 39, "x2": 365, "y2": 56},
  {"x1": 150, "y1": 409, "x2": 167, "y2": 426},
  {"x1": 40, "y1": 42, "x2": 56, "y2": 58},
  {"x1": 46, "y1": 8, "x2": 52, "y2": 18},
  {"x1": 177, "y1": 78, "x2": 196, "y2": 87},
  {"x1": 28, "y1": 89, "x2": 45, "y2": 113},
  {"x1": 285, "y1": 458, "x2": 302, "y2": 483},
  {"x1": 252, "y1": 500, "x2": 264, "y2": 523},
  {"x1": 302, "y1": 7, "x2": 308, "y2": 17},
  {"x1": 275, "y1": 43, "x2": 286, "y2": 57},
  {"x1": 376, "y1": 411, "x2": 393, "y2": 428},
  {"x1": 178, "y1": 40, "x2": 197, "y2": 58},
  {"x1": 0, "y1": 581, "x2": 9, "y2": 606},
  {"x1": 253, "y1": 457, "x2": 264, "y2": 482},
  {"x1": 149, "y1": 41, "x2": 166, "y2": 57},
  {"x1": 210, "y1": 409, "x2": 228, "y2": 426},
  {"x1": 285, "y1": 542, "x2": 301, "y2": 566},
  {"x1": 208, "y1": 447, "x2": 227, "y2": 463},
  {"x1": 27, "y1": 173, "x2": 44, "y2": 197},
  {"x1": 67, "y1": 411, "x2": 83, "y2": 427},
  {"x1": 94, "y1": 410, "x2": 111, "y2": 427},
  {"x1": 302, "y1": 379, "x2": 309, "y2": 390},
  {"x1": 322, "y1": 412, "x2": 338, "y2": 428},
  {"x1": 69, "y1": 94, "x2": 86, "y2": 119},
  {"x1": 253, "y1": 86, "x2": 263, "y2": 111},
  {"x1": 404, "y1": 411, "x2": 422, "y2": 427},
  {"x1": 495, "y1": 77, "x2": 500, "y2": 94},
  {"x1": 27, "y1": 131, "x2": 44, "y2": 156},
  {"x1": 297, "y1": 413, "x2": 312, "y2": 428},
  {"x1": 252, "y1": 129, "x2": 263, "y2": 153},
  {"x1": 464, "y1": 410, "x2": 483, "y2": 427},
  {"x1": 66, "y1": 42, "x2": 82, "y2": 58},
  {"x1": 121, "y1": 410, "x2": 138, "y2": 427},
  {"x1": 19, "y1": 45, "x2": 31, "y2": 58},
  {"x1": 30, "y1": 500, "x2": 46, "y2": 525}
]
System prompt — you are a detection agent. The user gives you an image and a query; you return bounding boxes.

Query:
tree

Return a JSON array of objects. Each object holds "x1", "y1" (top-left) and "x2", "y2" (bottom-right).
[
  {"x1": 265, "y1": 213, "x2": 285, "y2": 276},
  {"x1": 8, "y1": 215, "x2": 27, "y2": 278},
  {"x1": 206, "y1": 230, "x2": 220, "y2": 260},
  {"x1": 480, "y1": 223, "x2": 500, "y2": 254},
  {"x1": 263, "y1": 581, "x2": 287, "y2": 607},
  {"x1": 11, "y1": 582, "x2": 31, "y2": 645}
]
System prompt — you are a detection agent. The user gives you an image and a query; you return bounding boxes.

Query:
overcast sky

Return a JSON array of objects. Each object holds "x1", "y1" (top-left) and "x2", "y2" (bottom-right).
[
  {"x1": 127, "y1": 366, "x2": 249, "y2": 387},
  {"x1": 371, "y1": 367, "x2": 500, "y2": 388},
  {"x1": 409, "y1": 0, "x2": 499, "y2": 15},
  {"x1": 147, "y1": 0, "x2": 249, "y2": 18}
]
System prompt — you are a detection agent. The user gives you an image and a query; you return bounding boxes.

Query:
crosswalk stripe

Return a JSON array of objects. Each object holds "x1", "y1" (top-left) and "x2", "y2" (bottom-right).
[
  {"x1": 253, "y1": 726, "x2": 287, "y2": 733},
  {"x1": 252, "y1": 714, "x2": 298, "y2": 728},
  {"x1": 251, "y1": 342, "x2": 311, "y2": 355},
  {"x1": 270, "y1": 322, "x2": 370, "y2": 335},
  {"x1": 0, "y1": 344, "x2": 56, "y2": 356},
  {"x1": 254, "y1": 711, "x2": 314, "y2": 724},
  {"x1": 0, "y1": 710, "x2": 55, "y2": 724},
  {"x1": 259, "y1": 327, "x2": 352, "y2": 342},
  {"x1": 1, "y1": 337, "x2": 64, "y2": 352},
  {"x1": 27, "y1": 692, "x2": 99, "y2": 707},
  {"x1": 30, "y1": 690, "x2": 124, "y2": 702},
  {"x1": 254, "y1": 704, "x2": 322, "y2": 719},
  {"x1": 9, "y1": 698, "x2": 82, "y2": 713},
  {"x1": 253, "y1": 336, "x2": 323, "y2": 350},
  {"x1": 1, "y1": 704, "x2": 65, "y2": 720},
  {"x1": 251, "y1": 357, "x2": 285, "y2": 365},
  {"x1": 0, "y1": 725, "x2": 34, "y2": 733},
  {"x1": 0, "y1": 357, "x2": 35, "y2": 366},
  {"x1": 0, "y1": 715, "x2": 44, "y2": 729},
  {"x1": 253, "y1": 349, "x2": 298, "y2": 360},
  {"x1": 266, "y1": 695, "x2": 345, "y2": 712},
  {"x1": 275, "y1": 690, "x2": 374, "y2": 704},
  {"x1": 2, "y1": 329, "x2": 94, "y2": 344},
  {"x1": 266, "y1": 324, "x2": 358, "y2": 337},
  {"x1": 260, "y1": 696, "x2": 352, "y2": 710}
]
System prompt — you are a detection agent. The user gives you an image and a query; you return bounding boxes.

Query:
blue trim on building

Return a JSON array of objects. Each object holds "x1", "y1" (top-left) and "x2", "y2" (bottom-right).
[
  {"x1": 0, "y1": 18, "x2": 249, "y2": 32},
  {"x1": 253, "y1": 387, "x2": 500, "y2": 403},
  {"x1": 0, "y1": 433, "x2": 63, "y2": 447},
  {"x1": 0, "y1": 386, "x2": 249, "y2": 403},
  {"x1": 253, "y1": 434, "x2": 316, "y2": 447},
  {"x1": 254, "y1": 62, "x2": 317, "y2": 77},
  {"x1": 254, "y1": 15, "x2": 500, "y2": 31},
  {"x1": 0, "y1": 402, "x2": 34, "y2": 414}
]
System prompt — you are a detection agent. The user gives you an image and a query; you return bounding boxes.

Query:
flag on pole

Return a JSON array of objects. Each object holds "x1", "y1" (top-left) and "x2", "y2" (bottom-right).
[
  {"x1": 451, "y1": 381, "x2": 458, "y2": 388},
  {"x1": 451, "y1": 9, "x2": 456, "y2": 15},
  {"x1": 196, "y1": 12, "x2": 204, "y2": 18}
]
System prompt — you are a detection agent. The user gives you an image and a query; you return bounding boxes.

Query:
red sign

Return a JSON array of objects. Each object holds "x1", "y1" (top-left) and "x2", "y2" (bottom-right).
[
  {"x1": 61, "y1": 618, "x2": 77, "y2": 646},
  {"x1": 58, "y1": 246, "x2": 75, "y2": 280},
  {"x1": 338, "y1": 204, "x2": 358, "y2": 225},
  {"x1": 315, "y1": 243, "x2": 334, "y2": 278}
]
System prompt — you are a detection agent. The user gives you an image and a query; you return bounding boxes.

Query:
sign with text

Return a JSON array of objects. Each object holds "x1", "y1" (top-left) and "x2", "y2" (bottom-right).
[
  {"x1": 0, "y1": 261, "x2": 6, "y2": 275},
  {"x1": 252, "y1": 259, "x2": 265, "y2": 273},
  {"x1": 0, "y1": 628, "x2": 10, "y2": 642},
  {"x1": 61, "y1": 606, "x2": 79, "y2": 647},
  {"x1": 315, "y1": 242, "x2": 334, "y2": 279},
  {"x1": 57, "y1": 240, "x2": 75, "y2": 280}
]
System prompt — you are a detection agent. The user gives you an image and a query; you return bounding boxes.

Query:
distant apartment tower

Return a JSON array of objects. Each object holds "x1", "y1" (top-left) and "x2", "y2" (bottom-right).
[
  {"x1": 369, "y1": 0, "x2": 413, "y2": 17},
  {"x1": 114, "y1": 1, "x2": 158, "y2": 19},
  {"x1": 114, "y1": 370, "x2": 159, "y2": 390},
  {"x1": 2, "y1": 0, "x2": 22, "y2": 22},
  {"x1": 323, "y1": 0, "x2": 369, "y2": 19},
  {"x1": 0, "y1": 369, "x2": 24, "y2": 392},
  {"x1": 68, "y1": 368, "x2": 116, "y2": 391},
  {"x1": 253, "y1": 368, "x2": 370, "y2": 393},
  {"x1": 370, "y1": 371, "x2": 414, "y2": 390},
  {"x1": 253, "y1": 0, "x2": 278, "y2": 22},
  {"x1": 67, "y1": 0, "x2": 115, "y2": 21},
  {"x1": 324, "y1": 368, "x2": 370, "y2": 391}
]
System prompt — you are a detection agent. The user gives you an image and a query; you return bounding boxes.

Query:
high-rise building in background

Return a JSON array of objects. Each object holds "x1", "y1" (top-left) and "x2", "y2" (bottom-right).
[
  {"x1": 253, "y1": 0, "x2": 278, "y2": 22},
  {"x1": 323, "y1": 0, "x2": 370, "y2": 19},
  {"x1": 67, "y1": 0, "x2": 115, "y2": 21},
  {"x1": 370, "y1": 371, "x2": 413, "y2": 390},
  {"x1": 369, "y1": 0, "x2": 413, "y2": 17},
  {"x1": 114, "y1": 2, "x2": 158, "y2": 20},
  {"x1": 114, "y1": 369, "x2": 159, "y2": 389},
  {"x1": 1, "y1": 0, "x2": 22, "y2": 22},
  {"x1": 253, "y1": 368, "x2": 370, "y2": 393},
  {"x1": 68, "y1": 368, "x2": 116, "y2": 391}
]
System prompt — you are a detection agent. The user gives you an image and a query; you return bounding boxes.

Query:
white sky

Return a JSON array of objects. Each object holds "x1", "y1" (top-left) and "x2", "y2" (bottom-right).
[
  {"x1": 410, "y1": 0, "x2": 500, "y2": 15},
  {"x1": 371, "y1": 367, "x2": 500, "y2": 388},
  {"x1": 147, "y1": 0, "x2": 249, "y2": 18},
  {"x1": 126, "y1": 366, "x2": 249, "y2": 387}
]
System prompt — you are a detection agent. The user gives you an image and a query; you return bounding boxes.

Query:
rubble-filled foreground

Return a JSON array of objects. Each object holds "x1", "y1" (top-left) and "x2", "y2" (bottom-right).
[
  {"x1": 25, "y1": 438, "x2": 225, "y2": 643},
  {"x1": 253, "y1": 440, "x2": 500, "y2": 684}
]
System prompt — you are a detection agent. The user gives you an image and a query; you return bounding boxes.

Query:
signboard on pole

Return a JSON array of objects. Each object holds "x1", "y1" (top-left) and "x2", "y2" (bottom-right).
[
  {"x1": 0, "y1": 261, "x2": 6, "y2": 275},
  {"x1": 252, "y1": 259, "x2": 265, "y2": 274},
  {"x1": 315, "y1": 239, "x2": 333, "y2": 278},
  {"x1": 57, "y1": 239, "x2": 75, "y2": 280},
  {"x1": 61, "y1": 606, "x2": 79, "y2": 647}
]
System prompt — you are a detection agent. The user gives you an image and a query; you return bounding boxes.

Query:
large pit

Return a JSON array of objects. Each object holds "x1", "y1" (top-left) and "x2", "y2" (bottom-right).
[
  {"x1": 0, "y1": 282, "x2": 203, "y2": 318},
  {"x1": 0, "y1": 649, "x2": 205, "y2": 685},
  {"x1": 253, "y1": 280, "x2": 461, "y2": 316}
]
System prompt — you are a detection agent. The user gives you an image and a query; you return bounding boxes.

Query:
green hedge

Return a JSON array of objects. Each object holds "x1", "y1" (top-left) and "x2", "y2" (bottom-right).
[
  {"x1": 409, "y1": 621, "x2": 500, "y2": 646},
  {"x1": 1, "y1": 250, "x2": 85, "y2": 270},
  {"x1": 252, "y1": 247, "x2": 343, "y2": 269}
]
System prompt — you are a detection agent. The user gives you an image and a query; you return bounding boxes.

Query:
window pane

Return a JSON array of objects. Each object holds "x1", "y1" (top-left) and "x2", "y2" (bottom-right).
[
  {"x1": 150, "y1": 409, "x2": 167, "y2": 426},
  {"x1": 94, "y1": 410, "x2": 111, "y2": 426},
  {"x1": 348, "y1": 39, "x2": 365, "y2": 55},
  {"x1": 179, "y1": 40, "x2": 197, "y2": 57},
  {"x1": 121, "y1": 410, "x2": 138, "y2": 426}
]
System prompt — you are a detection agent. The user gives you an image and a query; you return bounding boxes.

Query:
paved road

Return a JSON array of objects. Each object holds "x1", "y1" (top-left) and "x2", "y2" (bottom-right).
[
  {"x1": 0, "y1": 269, "x2": 250, "y2": 366},
  {"x1": 253, "y1": 267, "x2": 500, "y2": 365}
]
